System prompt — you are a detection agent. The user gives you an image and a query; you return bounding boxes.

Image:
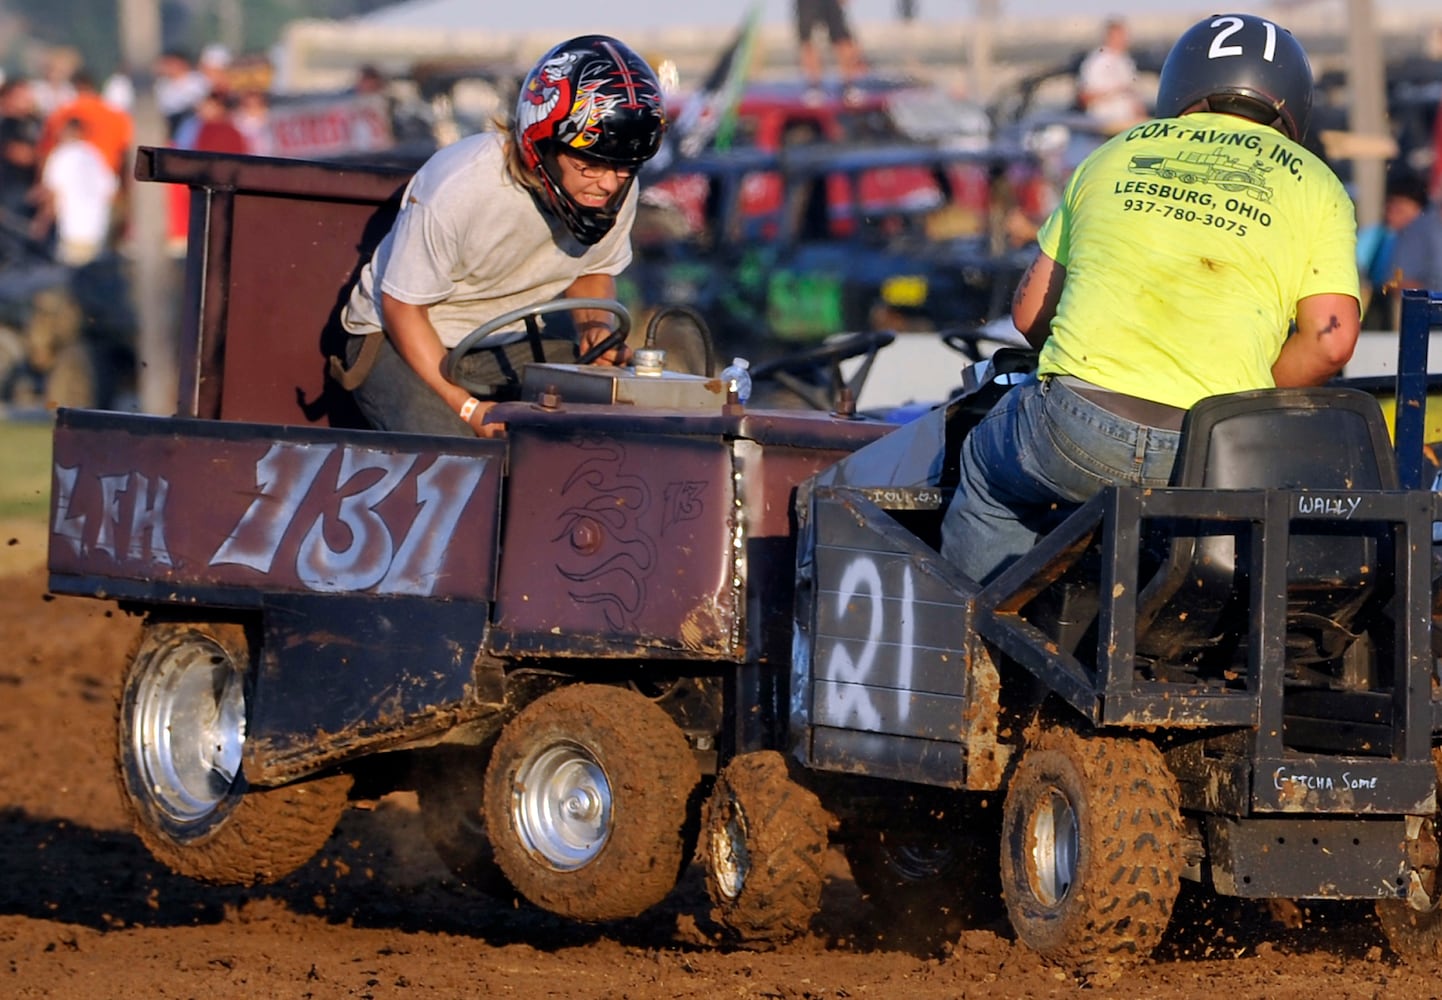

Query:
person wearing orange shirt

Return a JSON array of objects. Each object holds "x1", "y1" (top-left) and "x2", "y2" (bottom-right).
[{"x1": 37, "y1": 72, "x2": 133, "y2": 177}]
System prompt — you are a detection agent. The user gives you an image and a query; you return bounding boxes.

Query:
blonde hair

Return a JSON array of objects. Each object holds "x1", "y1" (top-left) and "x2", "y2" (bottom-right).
[{"x1": 494, "y1": 115, "x2": 543, "y2": 194}]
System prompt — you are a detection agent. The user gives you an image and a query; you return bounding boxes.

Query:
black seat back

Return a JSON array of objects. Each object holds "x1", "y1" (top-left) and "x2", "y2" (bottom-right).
[{"x1": 1136, "y1": 387, "x2": 1398, "y2": 665}]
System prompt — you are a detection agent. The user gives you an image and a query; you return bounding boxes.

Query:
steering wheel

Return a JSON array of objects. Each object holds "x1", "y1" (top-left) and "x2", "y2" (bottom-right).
[
  {"x1": 441, "y1": 298, "x2": 632, "y2": 395},
  {"x1": 940, "y1": 317, "x2": 1032, "y2": 361},
  {"x1": 749, "y1": 329, "x2": 896, "y2": 412}
]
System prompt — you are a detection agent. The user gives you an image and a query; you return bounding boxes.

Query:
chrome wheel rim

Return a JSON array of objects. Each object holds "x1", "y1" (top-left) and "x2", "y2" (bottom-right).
[
  {"x1": 1027, "y1": 787, "x2": 1079, "y2": 906},
  {"x1": 709, "y1": 791, "x2": 751, "y2": 901},
  {"x1": 132, "y1": 631, "x2": 246, "y2": 827},
  {"x1": 511, "y1": 741, "x2": 612, "y2": 871}
]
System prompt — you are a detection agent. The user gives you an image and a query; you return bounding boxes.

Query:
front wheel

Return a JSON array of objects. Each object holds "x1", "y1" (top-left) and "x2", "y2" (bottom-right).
[
  {"x1": 1000, "y1": 728, "x2": 1182, "y2": 971},
  {"x1": 116, "y1": 621, "x2": 352, "y2": 885},
  {"x1": 701, "y1": 750, "x2": 833, "y2": 943},
  {"x1": 483, "y1": 683, "x2": 700, "y2": 921}
]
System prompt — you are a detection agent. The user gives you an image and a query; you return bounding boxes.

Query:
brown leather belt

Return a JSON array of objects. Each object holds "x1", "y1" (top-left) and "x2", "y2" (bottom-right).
[{"x1": 1061, "y1": 381, "x2": 1187, "y2": 431}]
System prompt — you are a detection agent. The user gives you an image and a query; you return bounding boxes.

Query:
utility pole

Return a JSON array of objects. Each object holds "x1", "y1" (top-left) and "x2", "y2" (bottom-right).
[
  {"x1": 1345, "y1": 0, "x2": 1388, "y2": 233},
  {"x1": 118, "y1": 0, "x2": 176, "y2": 416},
  {"x1": 970, "y1": 0, "x2": 999, "y2": 103},
  {"x1": 215, "y1": 0, "x2": 244, "y2": 55}
]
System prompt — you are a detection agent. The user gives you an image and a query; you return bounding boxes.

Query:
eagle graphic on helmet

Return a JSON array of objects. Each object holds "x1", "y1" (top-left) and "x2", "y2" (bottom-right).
[{"x1": 514, "y1": 35, "x2": 668, "y2": 245}]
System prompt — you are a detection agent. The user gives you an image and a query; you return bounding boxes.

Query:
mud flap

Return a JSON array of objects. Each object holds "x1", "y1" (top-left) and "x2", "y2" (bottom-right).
[{"x1": 244, "y1": 592, "x2": 504, "y2": 784}]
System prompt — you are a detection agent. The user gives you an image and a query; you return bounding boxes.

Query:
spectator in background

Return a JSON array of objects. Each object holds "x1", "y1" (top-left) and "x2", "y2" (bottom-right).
[
  {"x1": 198, "y1": 44, "x2": 233, "y2": 97},
  {"x1": 152, "y1": 51, "x2": 209, "y2": 139},
  {"x1": 1357, "y1": 171, "x2": 1429, "y2": 329},
  {"x1": 37, "y1": 72, "x2": 133, "y2": 177},
  {"x1": 1432, "y1": 95, "x2": 1442, "y2": 205},
  {"x1": 36, "y1": 117, "x2": 118, "y2": 267},
  {"x1": 29, "y1": 47, "x2": 79, "y2": 119},
  {"x1": 796, "y1": 0, "x2": 865, "y2": 106},
  {"x1": 353, "y1": 64, "x2": 387, "y2": 96},
  {"x1": 165, "y1": 91, "x2": 249, "y2": 254},
  {"x1": 173, "y1": 91, "x2": 246, "y2": 153},
  {"x1": 102, "y1": 66, "x2": 136, "y2": 113},
  {"x1": 1391, "y1": 185, "x2": 1442, "y2": 296},
  {"x1": 232, "y1": 90, "x2": 273, "y2": 156},
  {"x1": 1077, "y1": 17, "x2": 1146, "y2": 132},
  {"x1": 0, "y1": 78, "x2": 44, "y2": 262}
]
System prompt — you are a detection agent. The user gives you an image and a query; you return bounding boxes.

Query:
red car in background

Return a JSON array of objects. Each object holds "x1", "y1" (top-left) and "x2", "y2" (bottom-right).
[{"x1": 652, "y1": 79, "x2": 1001, "y2": 241}]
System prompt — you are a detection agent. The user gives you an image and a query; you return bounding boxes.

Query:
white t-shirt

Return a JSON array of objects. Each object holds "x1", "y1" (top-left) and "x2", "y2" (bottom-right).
[
  {"x1": 1078, "y1": 47, "x2": 1142, "y2": 128},
  {"x1": 342, "y1": 131, "x2": 636, "y2": 348},
  {"x1": 41, "y1": 137, "x2": 118, "y2": 247}
]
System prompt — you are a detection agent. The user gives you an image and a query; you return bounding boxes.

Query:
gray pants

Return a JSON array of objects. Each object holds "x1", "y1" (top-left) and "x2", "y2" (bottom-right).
[{"x1": 343, "y1": 332, "x2": 577, "y2": 436}]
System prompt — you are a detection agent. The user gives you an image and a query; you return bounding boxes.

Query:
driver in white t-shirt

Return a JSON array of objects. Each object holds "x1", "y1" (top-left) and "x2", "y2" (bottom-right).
[{"x1": 339, "y1": 35, "x2": 668, "y2": 438}]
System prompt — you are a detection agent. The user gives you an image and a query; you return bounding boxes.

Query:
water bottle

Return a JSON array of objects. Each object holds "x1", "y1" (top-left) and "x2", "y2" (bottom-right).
[{"x1": 720, "y1": 357, "x2": 752, "y2": 404}]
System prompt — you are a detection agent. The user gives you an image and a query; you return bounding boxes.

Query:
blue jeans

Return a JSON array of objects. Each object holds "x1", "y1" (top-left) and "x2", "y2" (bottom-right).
[
  {"x1": 939, "y1": 375, "x2": 1182, "y2": 584},
  {"x1": 345, "y1": 332, "x2": 577, "y2": 436}
]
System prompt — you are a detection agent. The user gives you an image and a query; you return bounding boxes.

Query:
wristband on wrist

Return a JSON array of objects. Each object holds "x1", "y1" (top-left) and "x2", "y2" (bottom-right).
[{"x1": 458, "y1": 396, "x2": 481, "y2": 422}]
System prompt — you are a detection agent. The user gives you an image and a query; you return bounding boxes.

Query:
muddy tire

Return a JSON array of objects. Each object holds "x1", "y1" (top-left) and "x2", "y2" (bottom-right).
[
  {"x1": 844, "y1": 798, "x2": 1002, "y2": 937},
  {"x1": 1376, "y1": 893, "x2": 1442, "y2": 959},
  {"x1": 482, "y1": 683, "x2": 700, "y2": 922},
  {"x1": 1376, "y1": 747, "x2": 1442, "y2": 958},
  {"x1": 413, "y1": 746, "x2": 512, "y2": 897},
  {"x1": 1001, "y1": 728, "x2": 1182, "y2": 971},
  {"x1": 116, "y1": 621, "x2": 352, "y2": 885},
  {"x1": 701, "y1": 750, "x2": 833, "y2": 943}
]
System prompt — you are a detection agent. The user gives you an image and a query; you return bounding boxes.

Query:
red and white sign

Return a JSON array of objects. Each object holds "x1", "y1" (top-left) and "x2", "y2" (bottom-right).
[{"x1": 266, "y1": 93, "x2": 394, "y2": 159}]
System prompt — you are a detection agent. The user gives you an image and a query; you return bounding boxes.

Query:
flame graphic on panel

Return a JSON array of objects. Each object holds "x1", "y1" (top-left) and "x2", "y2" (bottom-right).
[{"x1": 552, "y1": 441, "x2": 657, "y2": 631}]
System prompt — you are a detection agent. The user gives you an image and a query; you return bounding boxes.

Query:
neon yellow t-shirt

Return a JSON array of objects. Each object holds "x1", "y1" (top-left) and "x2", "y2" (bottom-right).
[{"x1": 1035, "y1": 112, "x2": 1359, "y2": 409}]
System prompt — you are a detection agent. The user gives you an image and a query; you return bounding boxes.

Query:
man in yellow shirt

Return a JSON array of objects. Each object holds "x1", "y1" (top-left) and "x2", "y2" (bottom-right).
[{"x1": 940, "y1": 13, "x2": 1360, "y2": 584}]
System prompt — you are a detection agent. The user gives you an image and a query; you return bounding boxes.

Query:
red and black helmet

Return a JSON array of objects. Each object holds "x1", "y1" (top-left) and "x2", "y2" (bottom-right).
[
  {"x1": 1155, "y1": 14, "x2": 1314, "y2": 142},
  {"x1": 514, "y1": 35, "x2": 668, "y2": 245}
]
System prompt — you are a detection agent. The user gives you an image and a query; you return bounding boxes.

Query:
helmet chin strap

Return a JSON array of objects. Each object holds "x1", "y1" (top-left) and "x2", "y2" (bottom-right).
[{"x1": 534, "y1": 151, "x2": 636, "y2": 246}]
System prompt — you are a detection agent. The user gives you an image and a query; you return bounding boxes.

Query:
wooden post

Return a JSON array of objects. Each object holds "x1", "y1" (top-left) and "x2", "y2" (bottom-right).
[
  {"x1": 1346, "y1": 0, "x2": 1387, "y2": 233},
  {"x1": 118, "y1": 0, "x2": 177, "y2": 416}
]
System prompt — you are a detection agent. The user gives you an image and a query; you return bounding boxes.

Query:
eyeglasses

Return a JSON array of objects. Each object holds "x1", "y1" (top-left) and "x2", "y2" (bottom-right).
[{"x1": 560, "y1": 152, "x2": 636, "y2": 181}]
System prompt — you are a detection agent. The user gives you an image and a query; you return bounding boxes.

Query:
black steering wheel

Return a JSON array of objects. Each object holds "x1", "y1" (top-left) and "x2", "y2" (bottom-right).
[
  {"x1": 441, "y1": 298, "x2": 632, "y2": 395},
  {"x1": 749, "y1": 329, "x2": 896, "y2": 412}
]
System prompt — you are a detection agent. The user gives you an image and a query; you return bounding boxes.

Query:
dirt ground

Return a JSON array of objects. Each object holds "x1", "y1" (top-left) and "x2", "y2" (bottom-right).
[{"x1": 4, "y1": 524, "x2": 1442, "y2": 1000}]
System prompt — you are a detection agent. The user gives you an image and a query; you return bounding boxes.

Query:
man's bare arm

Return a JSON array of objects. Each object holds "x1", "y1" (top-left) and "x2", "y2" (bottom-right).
[
  {"x1": 1272, "y1": 293, "x2": 1360, "y2": 387},
  {"x1": 1011, "y1": 251, "x2": 1066, "y2": 349},
  {"x1": 381, "y1": 293, "x2": 499, "y2": 434}
]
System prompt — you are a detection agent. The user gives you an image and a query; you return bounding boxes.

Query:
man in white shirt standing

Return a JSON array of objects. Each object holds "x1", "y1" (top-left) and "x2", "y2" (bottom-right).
[
  {"x1": 38, "y1": 118, "x2": 117, "y2": 267},
  {"x1": 1077, "y1": 18, "x2": 1146, "y2": 132}
]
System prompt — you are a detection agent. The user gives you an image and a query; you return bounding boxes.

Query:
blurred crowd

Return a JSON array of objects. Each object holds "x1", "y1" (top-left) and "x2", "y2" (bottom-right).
[
  {"x1": 0, "y1": 14, "x2": 1437, "y2": 414},
  {"x1": 0, "y1": 42, "x2": 296, "y2": 408}
]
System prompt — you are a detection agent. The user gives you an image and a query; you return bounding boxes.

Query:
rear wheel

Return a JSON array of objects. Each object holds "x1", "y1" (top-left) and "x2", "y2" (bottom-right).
[
  {"x1": 1376, "y1": 747, "x2": 1442, "y2": 958},
  {"x1": 116, "y1": 621, "x2": 352, "y2": 885},
  {"x1": 483, "y1": 683, "x2": 700, "y2": 921},
  {"x1": 1000, "y1": 728, "x2": 1182, "y2": 971},
  {"x1": 701, "y1": 750, "x2": 833, "y2": 943}
]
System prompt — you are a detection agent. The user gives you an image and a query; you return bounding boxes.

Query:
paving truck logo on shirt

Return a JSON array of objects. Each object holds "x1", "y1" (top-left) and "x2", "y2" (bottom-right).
[
  {"x1": 1112, "y1": 143, "x2": 1286, "y2": 237},
  {"x1": 1126, "y1": 149, "x2": 1275, "y2": 203}
]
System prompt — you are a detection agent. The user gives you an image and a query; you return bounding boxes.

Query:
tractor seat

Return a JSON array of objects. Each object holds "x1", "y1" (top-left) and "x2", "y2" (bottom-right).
[{"x1": 1134, "y1": 386, "x2": 1398, "y2": 673}]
